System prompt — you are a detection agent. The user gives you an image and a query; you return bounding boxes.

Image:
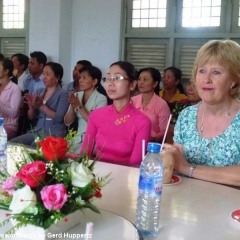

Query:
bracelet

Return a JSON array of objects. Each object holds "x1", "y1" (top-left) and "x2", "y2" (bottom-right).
[
  {"x1": 188, "y1": 163, "x2": 197, "y2": 178},
  {"x1": 75, "y1": 105, "x2": 83, "y2": 112}
]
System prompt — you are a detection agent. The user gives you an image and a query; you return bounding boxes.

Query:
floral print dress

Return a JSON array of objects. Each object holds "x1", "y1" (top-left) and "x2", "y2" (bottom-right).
[{"x1": 174, "y1": 103, "x2": 240, "y2": 166}]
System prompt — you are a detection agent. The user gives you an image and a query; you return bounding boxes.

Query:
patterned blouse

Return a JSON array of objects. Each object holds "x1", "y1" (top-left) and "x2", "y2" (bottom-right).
[
  {"x1": 171, "y1": 100, "x2": 191, "y2": 125},
  {"x1": 174, "y1": 103, "x2": 240, "y2": 166}
]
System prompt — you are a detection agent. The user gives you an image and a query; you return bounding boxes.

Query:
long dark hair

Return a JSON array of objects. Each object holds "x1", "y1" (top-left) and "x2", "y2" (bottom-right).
[
  {"x1": 164, "y1": 66, "x2": 185, "y2": 94},
  {"x1": 138, "y1": 67, "x2": 161, "y2": 95},
  {"x1": 0, "y1": 58, "x2": 18, "y2": 84}
]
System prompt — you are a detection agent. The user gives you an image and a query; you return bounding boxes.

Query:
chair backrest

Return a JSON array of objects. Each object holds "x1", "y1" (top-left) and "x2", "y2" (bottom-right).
[{"x1": 17, "y1": 90, "x2": 31, "y2": 136}]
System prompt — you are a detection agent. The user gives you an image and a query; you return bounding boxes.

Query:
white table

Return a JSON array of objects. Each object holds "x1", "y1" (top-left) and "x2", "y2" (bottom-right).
[
  {"x1": 0, "y1": 209, "x2": 141, "y2": 240},
  {"x1": 1, "y1": 156, "x2": 240, "y2": 240},
  {"x1": 93, "y1": 161, "x2": 240, "y2": 240}
]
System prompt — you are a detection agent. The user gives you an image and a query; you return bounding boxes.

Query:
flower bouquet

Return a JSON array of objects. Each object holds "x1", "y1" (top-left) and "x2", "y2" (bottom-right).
[{"x1": 0, "y1": 133, "x2": 110, "y2": 239}]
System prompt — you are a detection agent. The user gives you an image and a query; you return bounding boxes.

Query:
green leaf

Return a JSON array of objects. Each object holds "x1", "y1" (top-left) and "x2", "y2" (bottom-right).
[
  {"x1": 83, "y1": 202, "x2": 101, "y2": 214},
  {"x1": 43, "y1": 217, "x2": 54, "y2": 229},
  {"x1": 96, "y1": 173, "x2": 112, "y2": 187}
]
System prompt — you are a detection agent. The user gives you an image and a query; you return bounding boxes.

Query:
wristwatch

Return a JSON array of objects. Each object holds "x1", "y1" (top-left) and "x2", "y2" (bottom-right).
[
  {"x1": 75, "y1": 105, "x2": 82, "y2": 112},
  {"x1": 188, "y1": 163, "x2": 197, "y2": 178}
]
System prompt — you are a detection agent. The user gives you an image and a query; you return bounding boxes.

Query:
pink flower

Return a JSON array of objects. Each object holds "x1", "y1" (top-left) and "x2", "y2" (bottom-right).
[
  {"x1": 2, "y1": 176, "x2": 18, "y2": 195},
  {"x1": 40, "y1": 184, "x2": 67, "y2": 210}
]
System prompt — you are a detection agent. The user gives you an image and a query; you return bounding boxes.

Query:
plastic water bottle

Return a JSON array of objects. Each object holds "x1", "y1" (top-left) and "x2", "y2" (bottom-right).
[
  {"x1": 135, "y1": 142, "x2": 164, "y2": 237},
  {"x1": 0, "y1": 118, "x2": 7, "y2": 172}
]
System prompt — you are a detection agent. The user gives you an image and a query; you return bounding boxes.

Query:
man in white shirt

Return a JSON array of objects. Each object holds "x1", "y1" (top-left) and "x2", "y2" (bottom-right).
[{"x1": 11, "y1": 53, "x2": 29, "y2": 91}]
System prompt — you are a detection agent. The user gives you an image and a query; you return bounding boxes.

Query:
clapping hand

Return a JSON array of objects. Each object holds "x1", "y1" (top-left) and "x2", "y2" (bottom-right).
[
  {"x1": 68, "y1": 92, "x2": 81, "y2": 109},
  {"x1": 34, "y1": 95, "x2": 44, "y2": 108},
  {"x1": 24, "y1": 93, "x2": 35, "y2": 108},
  {"x1": 24, "y1": 93, "x2": 44, "y2": 108}
]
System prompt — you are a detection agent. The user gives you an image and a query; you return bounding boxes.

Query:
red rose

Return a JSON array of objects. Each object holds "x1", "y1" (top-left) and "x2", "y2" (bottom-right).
[
  {"x1": 38, "y1": 137, "x2": 68, "y2": 162},
  {"x1": 16, "y1": 161, "x2": 46, "y2": 188},
  {"x1": 84, "y1": 181, "x2": 102, "y2": 200},
  {"x1": 94, "y1": 187, "x2": 102, "y2": 198},
  {"x1": 93, "y1": 180, "x2": 102, "y2": 198}
]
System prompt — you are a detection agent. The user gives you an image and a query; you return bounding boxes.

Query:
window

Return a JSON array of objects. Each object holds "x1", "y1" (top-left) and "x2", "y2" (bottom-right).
[
  {"x1": 0, "y1": 0, "x2": 28, "y2": 57},
  {"x1": 182, "y1": 0, "x2": 221, "y2": 27},
  {"x1": 126, "y1": 39, "x2": 168, "y2": 71},
  {"x1": 2, "y1": 0, "x2": 25, "y2": 29},
  {"x1": 174, "y1": 39, "x2": 209, "y2": 80},
  {"x1": 132, "y1": 0, "x2": 167, "y2": 28},
  {"x1": 123, "y1": 0, "x2": 240, "y2": 81},
  {"x1": 0, "y1": 38, "x2": 25, "y2": 58},
  {"x1": 239, "y1": 0, "x2": 240, "y2": 26}
]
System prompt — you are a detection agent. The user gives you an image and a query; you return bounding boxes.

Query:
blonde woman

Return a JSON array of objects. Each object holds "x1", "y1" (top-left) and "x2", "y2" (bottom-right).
[{"x1": 164, "y1": 40, "x2": 240, "y2": 187}]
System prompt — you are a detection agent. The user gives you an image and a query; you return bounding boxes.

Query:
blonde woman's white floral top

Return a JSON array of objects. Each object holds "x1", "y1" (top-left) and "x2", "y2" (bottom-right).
[{"x1": 173, "y1": 103, "x2": 240, "y2": 166}]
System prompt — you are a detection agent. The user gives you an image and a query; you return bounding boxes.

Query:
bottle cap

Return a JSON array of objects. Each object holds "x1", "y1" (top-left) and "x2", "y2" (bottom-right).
[
  {"x1": 147, "y1": 142, "x2": 161, "y2": 153},
  {"x1": 0, "y1": 118, "x2": 3, "y2": 126}
]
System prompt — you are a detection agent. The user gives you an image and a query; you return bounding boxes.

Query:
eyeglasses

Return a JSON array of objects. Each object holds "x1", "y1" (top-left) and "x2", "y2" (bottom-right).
[{"x1": 102, "y1": 76, "x2": 131, "y2": 83}]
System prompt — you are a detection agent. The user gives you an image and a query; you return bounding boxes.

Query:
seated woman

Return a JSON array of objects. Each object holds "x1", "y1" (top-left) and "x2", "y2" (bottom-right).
[
  {"x1": 159, "y1": 67, "x2": 187, "y2": 112},
  {"x1": 0, "y1": 58, "x2": 21, "y2": 139},
  {"x1": 166, "y1": 78, "x2": 201, "y2": 144},
  {"x1": 164, "y1": 40, "x2": 240, "y2": 187},
  {"x1": 131, "y1": 67, "x2": 170, "y2": 142},
  {"x1": 64, "y1": 66, "x2": 107, "y2": 153},
  {"x1": 171, "y1": 79, "x2": 201, "y2": 125},
  {"x1": 80, "y1": 61, "x2": 151, "y2": 166},
  {"x1": 10, "y1": 62, "x2": 69, "y2": 146}
]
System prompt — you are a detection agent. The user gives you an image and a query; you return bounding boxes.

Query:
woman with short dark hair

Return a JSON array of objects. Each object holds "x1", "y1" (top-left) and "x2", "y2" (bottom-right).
[
  {"x1": 159, "y1": 66, "x2": 187, "y2": 112},
  {"x1": 64, "y1": 65, "x2": 107, "y2": 153},
  {"x1": 10, "y1": 62, "x2": 69, "y2": 146},
  {"x1": 132, "y1": 67, "x2": 170, "y2": 142}
]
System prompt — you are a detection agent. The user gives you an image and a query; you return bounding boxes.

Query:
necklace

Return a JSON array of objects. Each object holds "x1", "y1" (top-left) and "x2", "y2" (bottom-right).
[
  {"x1": 197, "y1": 102, "x2": 232, "y2": 162},
  {"x1": 200, "y1": 102, "x2": 232, "y2": 137}
]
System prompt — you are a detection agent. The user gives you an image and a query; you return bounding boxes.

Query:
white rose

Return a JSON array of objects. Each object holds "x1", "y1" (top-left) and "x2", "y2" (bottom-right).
[
  {"x1": 9, "y1": 185, "x2": 37, "y2": 214},
  {"x1": 67, "y1": 161, "x2": 94, "y2": 188}
]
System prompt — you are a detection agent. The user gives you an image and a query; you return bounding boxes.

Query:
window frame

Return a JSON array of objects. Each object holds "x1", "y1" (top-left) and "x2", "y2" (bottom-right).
[
  {"x1": 175, "y1": 0, "x2": 227, "y2": 33},
  {"x1": 126, "y1": 38, "x2": 170, "y2": 73},
  {"x1": 121, "y1": 0, "x2": 240, "y2": 80},
  {"x1": 0, "y1": 37, "x2": 26, "y2": 58},
  {"x1": 125, "y1": 0, "x2": 172, "y2": 36},
  {"x1": 231, "y1": 0, "x2": 240, "y2": 32},
  {"x1": 0, "y1": 0, "x2": 29, "y2": 38}
]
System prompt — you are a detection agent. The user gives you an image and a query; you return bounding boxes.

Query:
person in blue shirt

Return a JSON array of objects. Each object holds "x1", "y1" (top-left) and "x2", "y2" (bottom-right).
[
  {"x1": 63, "y1": 60, "x2": 92, "y2": 93},
  {"x1": 23, "y1": 51, "x2": 47, "y2": 94}
]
